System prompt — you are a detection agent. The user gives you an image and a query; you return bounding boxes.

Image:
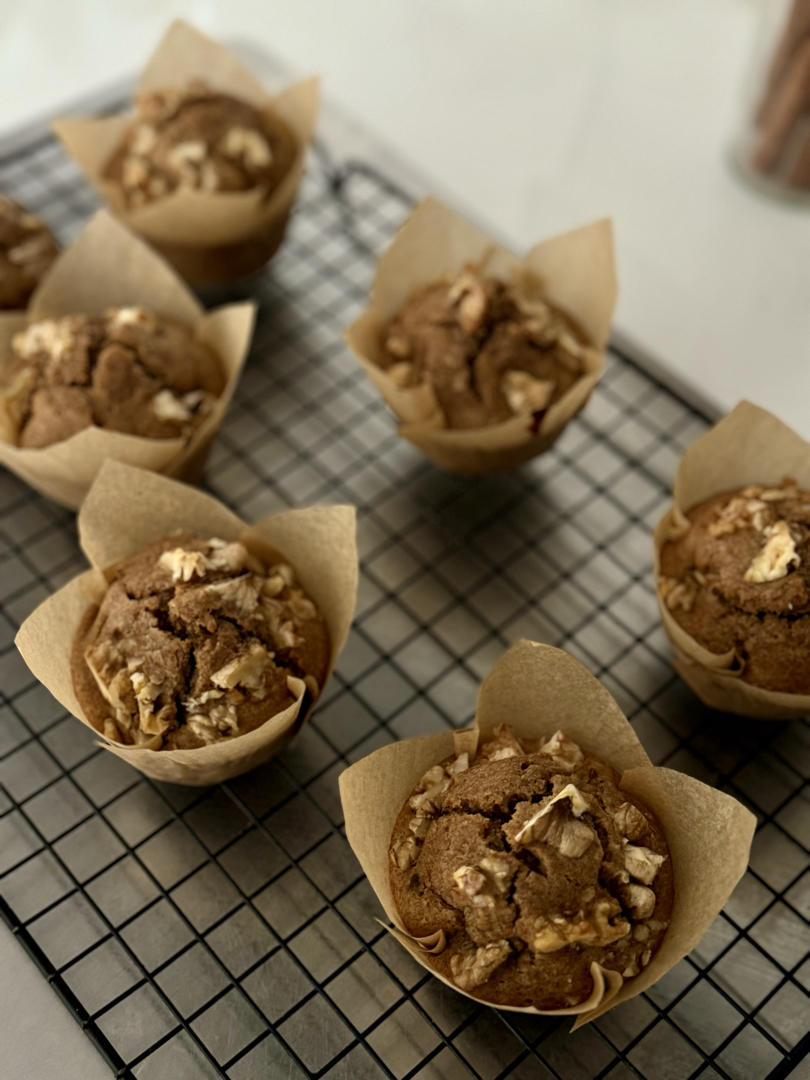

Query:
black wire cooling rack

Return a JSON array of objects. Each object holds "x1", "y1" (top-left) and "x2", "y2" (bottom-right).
[{"x1": 0, "y1": 94, "x2": 808, "y2": 1080}]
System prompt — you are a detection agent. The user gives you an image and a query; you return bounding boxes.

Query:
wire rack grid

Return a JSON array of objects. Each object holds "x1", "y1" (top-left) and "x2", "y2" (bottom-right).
[{"x1": 0, "y1": 98, "x2": 808, "y2": 1080}]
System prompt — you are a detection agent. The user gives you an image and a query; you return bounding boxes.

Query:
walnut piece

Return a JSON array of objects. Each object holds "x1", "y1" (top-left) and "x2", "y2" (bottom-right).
[
  {"x1": 529, "y1": 898, "x2": 630, "y2": 953},
  {"x1": 211, "y1": 641, "x2": 270, "y2": 692},
  {"x1": 220, "y1": 126, "x2": 273, "y2": 167},
  {"x1": 449, "y1": 940, "x2": 511, "y2": 990},
  {"x1": 159, "y1": 547, "x2": 210, "y2": 582},
  {"x1": 539, "y1": 729, "x2": 584, "y2": 771},
  {"x1": 621, "y1": 883, "x2": 657, "y2": 920},
  {"x1": 399, "y1": 752, "x2": 470, "y2": 867},
  {"x1": 452, "y1": 853, "x2": 512, "y2": 906},
  {"x1": 613, "y1": 801, "x2": 649, "y2": 841},
  {"x1": 501, "y1": 370, "x2": 554, "y2": 415},
  {"x1": 743, "y1": 520, "x2": 801, "y2": 583},
  {"x1": 448, "y1": 271, "x2": 488, "y2": 333},
  {"x1": 658, "y1": 574, "x2": 699, "y2": 613},
  {"x1": 708, "y1": 496, "x2": 769, "y2": 537},
  {"x1": 624, "y1": 842, "x2": 666, "y2": 885},
  {"x1": 386, "y1": 361, "x2": 414, "y2": 388}
]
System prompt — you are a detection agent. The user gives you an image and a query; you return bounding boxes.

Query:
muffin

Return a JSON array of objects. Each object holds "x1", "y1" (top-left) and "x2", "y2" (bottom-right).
[
  {"x1": 340, "y1": 639, "x2": 756, "y2": 1024},
  {"x1": 345, "y1": 196, "x2": 616, "y2": 474},
  {"x1": 103, "y1": 79, "x2": 297, "y2": 210},
  {"x1": 0, "y1": 196, "x2": 59, "y2": 309},
  {"x1": 52, "y1": 20, "x2": 320, "y2": 287},
  {"x1": 16, "y1": 461, "x2": 357, "y2": 785},
  {"x1": 658, "y1": 478, "x2": 810, "y2": 694},
  {"x1": 389, "y1": 724, "x2": 673, "y2": 1009},
  {"x1": 654, "y1": 401, "x2": 810, "y2": 718},
  {"x1": 72, "y1": 533, "x2": 329, "y2": 750},
  {"x1": 2, "y1": 306, "x2": 225, "y2": 449},
  {"x1": 378, "y1": 265, "x2": 588, "y2": 431},
  {"x1": 0, "y1": 209, "x2": 255, "y2": 509}
]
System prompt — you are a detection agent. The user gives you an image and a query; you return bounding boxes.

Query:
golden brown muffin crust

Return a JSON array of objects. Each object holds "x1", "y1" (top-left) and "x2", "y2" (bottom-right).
[
  {"x1": 389, "y1": 726, "x2": 673, "y2": 1009},
  {"x1": 104, "y1": 79, "x2": 297, "y2": 208},
  {"x1": 0, "y1": 195, "x2": 59, "y2": 309},
  {"x1": 72, "y1": 534, "x2": 330, "y2": 750},
  {"x1": 378, "y1": 266, "x2": 589, "y2": 430},
  {"x1": 659, "y1": 479, "x2": 810, "y2": 693},
  {"x1": 2, "y1": 307, "x2": 224, "y2": 448}
]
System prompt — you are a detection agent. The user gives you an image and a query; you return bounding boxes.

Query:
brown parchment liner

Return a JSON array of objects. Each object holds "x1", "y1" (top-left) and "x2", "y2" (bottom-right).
[
  {"x1": 344, "y1": 196, "x2": 617, "y2": 474},
  {"x1": 339, "y1": 640, "x2": 754, "y2": 1027},
  {"x1": 654, "y1": 400, "x2": 810, "y2": 720},
  {"x1": 15, "y1": 459, "x2": 357, "y2": 786},
  {"x1": 0, "y1": 210, "x2": 255, "y2": 510},
  {"x1": 52, "y1": 19, "x2": 320, "y2": 286}
]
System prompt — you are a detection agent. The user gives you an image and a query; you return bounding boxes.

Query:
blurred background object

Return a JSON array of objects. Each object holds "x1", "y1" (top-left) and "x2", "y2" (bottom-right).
[{"x1": 738, "y1": 0, "x2": 810, "y2": 197}]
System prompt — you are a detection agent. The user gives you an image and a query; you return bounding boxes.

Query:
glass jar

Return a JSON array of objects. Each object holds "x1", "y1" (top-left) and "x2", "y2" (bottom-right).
[{"x1": 735, "y1": 0, "x2": 810, "y2": 201}]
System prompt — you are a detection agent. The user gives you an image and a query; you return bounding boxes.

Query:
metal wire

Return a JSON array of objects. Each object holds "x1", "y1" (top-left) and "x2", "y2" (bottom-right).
[{"x1": 0, "y1": 102, "x2": 807, "y2": 1080}]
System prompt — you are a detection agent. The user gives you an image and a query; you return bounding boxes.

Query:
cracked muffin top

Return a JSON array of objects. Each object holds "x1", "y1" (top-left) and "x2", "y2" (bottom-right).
[
  {"x1": 377, "y1": 265, "x2": 591, "y2": 431},
  {"x1": 1, "y1": 306, "x2": 224, "y2": 448},
  {"x1": 658, "y1": 478, "x2": 810, "y2": 693},
  {"x1": 104, "y1": 79, "x2": 297, "y2": 209},
  {"x1": 0, "y1": 195, "x2": 59, "y2": 309},
  {"x1": 71, "y1": 533, "x2": 330, "y2": 750},
  {"x1": 389, "y1": 725, "x2": 672, "y2": 1009}
]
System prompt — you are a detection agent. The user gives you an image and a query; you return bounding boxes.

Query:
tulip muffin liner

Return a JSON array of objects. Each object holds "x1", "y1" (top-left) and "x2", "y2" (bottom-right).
[
  {"x1": 654, "y1": 400, "x2": 810, "y2": 719},
  {"x1": 53, "y1": 19, "x2": 320, "y2": 287},
  {"x1": 15, "y1": 460, "x2": 357, "y2": 786},
  {"x1": 0, "y1": 210, "x2": 255, "y2": 509},
  {"x1": 339, "y1": 640, "x2": 755, "y2": 1026},
  {"x1": 345, "y1": 196, "x2": 616, "y2": 474}
]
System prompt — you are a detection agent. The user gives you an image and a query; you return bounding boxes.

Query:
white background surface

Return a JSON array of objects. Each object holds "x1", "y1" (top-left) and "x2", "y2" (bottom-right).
[
  {"x1": 1, "y1": 3, "x2": 808, "y2": 1076},
  {"x1": 2, "y1": 0, "x2": 809, "y2": 429}
]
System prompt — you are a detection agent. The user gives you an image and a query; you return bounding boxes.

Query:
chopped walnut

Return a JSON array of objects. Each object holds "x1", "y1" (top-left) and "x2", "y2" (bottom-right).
[
  {"x1": 501, "y1": 370, "x2": 554, "y2": 415},
  {"x1": 613, "y1": 801, "x2": 649, "y2": 841},
  {"x1": 220, "y1": 126, "x2": 273, "y2": 167},
  {"x1": 390, "y1": 835, "x2": 420, "y2": 870},
  {"x1": 658, "y1": 574, "x2": 699, "y2": 613},
  {"x1": 621, "y1": 883, "x2": 657, "y2": 920},
  {"x1": 624, "y1": 842, "x2": 666, "y2": 885},
  {"x1": 448, "y1": 272, "x2": 488, "y2": 333},
  {"x1": 481, "y1": 726, "x2": 525, "y2": 760},
  {"x1": 539, "y1": 729, "x2": 584, "y2": 771},
  {"x1": 186, "y1": 701, "x2": 239, "y2": 743},
  {"x1": 708, "y1": 496, "x2": 769, "y2": 537},
  {"x1": 211, "y1": 641, "x2": 270, "y2": 692},
  {"x1": 151, "y1": 388, "x2": 193, "y2": 423},
  {"x1": 743, "y1": 520, "x2": 801, "y2": 583},
  {"x1": 449, "y1": 940, "x2": 511, "y2": 990},
  {"x1": 12, "y1": 318, "x2": 76, "y2": 361},
  {"x1": 512, "y1": 783, "x2": 590, "y2": 843},
  {"x1": 159, "y1": 547, "x2": 210, "y2": 582},
  {"x1": 198, "y1": 575, "x2": 261, "y2": 619},
  {"x1": 529, "y1": 898, "x2": 630, "y2": 953},
  {"x1": 452, "y1": 854, "x2": 512, "y2": 907}
]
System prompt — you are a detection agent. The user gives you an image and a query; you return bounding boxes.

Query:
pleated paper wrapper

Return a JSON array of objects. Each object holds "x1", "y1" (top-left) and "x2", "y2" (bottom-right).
[
  {"x1": 53, "y1": 19, "x2": 320, "y2": 287},
  {"x1": 654, "y1": 400, "x2": 810, "y2": 719},
  {"x1": 15, "y1": 460, "x2": 358, "y2": 786},
  {"x1": 0, "y1": 210, "x2": 255, "y2": 510},
  {"x1": 345, "y1": 196, "x2": 617, "y2": 474},
  {"x1": 339, "y1": 640, "x2": 754, "y2": 1027}
]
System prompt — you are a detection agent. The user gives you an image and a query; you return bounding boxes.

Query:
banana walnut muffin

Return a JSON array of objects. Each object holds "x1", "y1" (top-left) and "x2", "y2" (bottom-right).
[
  {"x1": 658, "y1": 477, "x2": 810, "y2": 693},
  {"x1": 0, "y1": 196, "x2": 59, "y2": 309},
  {"x1": 1, "y1": 306, "x2": 224, "y2": 448},
  {"x1": 378, "y1": 266, "x2": 590, "y2": 430},
  {"x1": 104, "y1": 79, "x2": 296, "y2": 208},
  {"x1": 389, "y1": 725, "x2": 673, "y2": 1009},
  {"x1": 72, "y1": 534, "x2": 330, "y2": 750}
]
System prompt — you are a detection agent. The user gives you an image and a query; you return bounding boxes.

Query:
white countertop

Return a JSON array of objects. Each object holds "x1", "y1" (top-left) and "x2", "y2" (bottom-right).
[{"x1": 1, "y1": 3, "x2": 808, "y2": 1076}]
